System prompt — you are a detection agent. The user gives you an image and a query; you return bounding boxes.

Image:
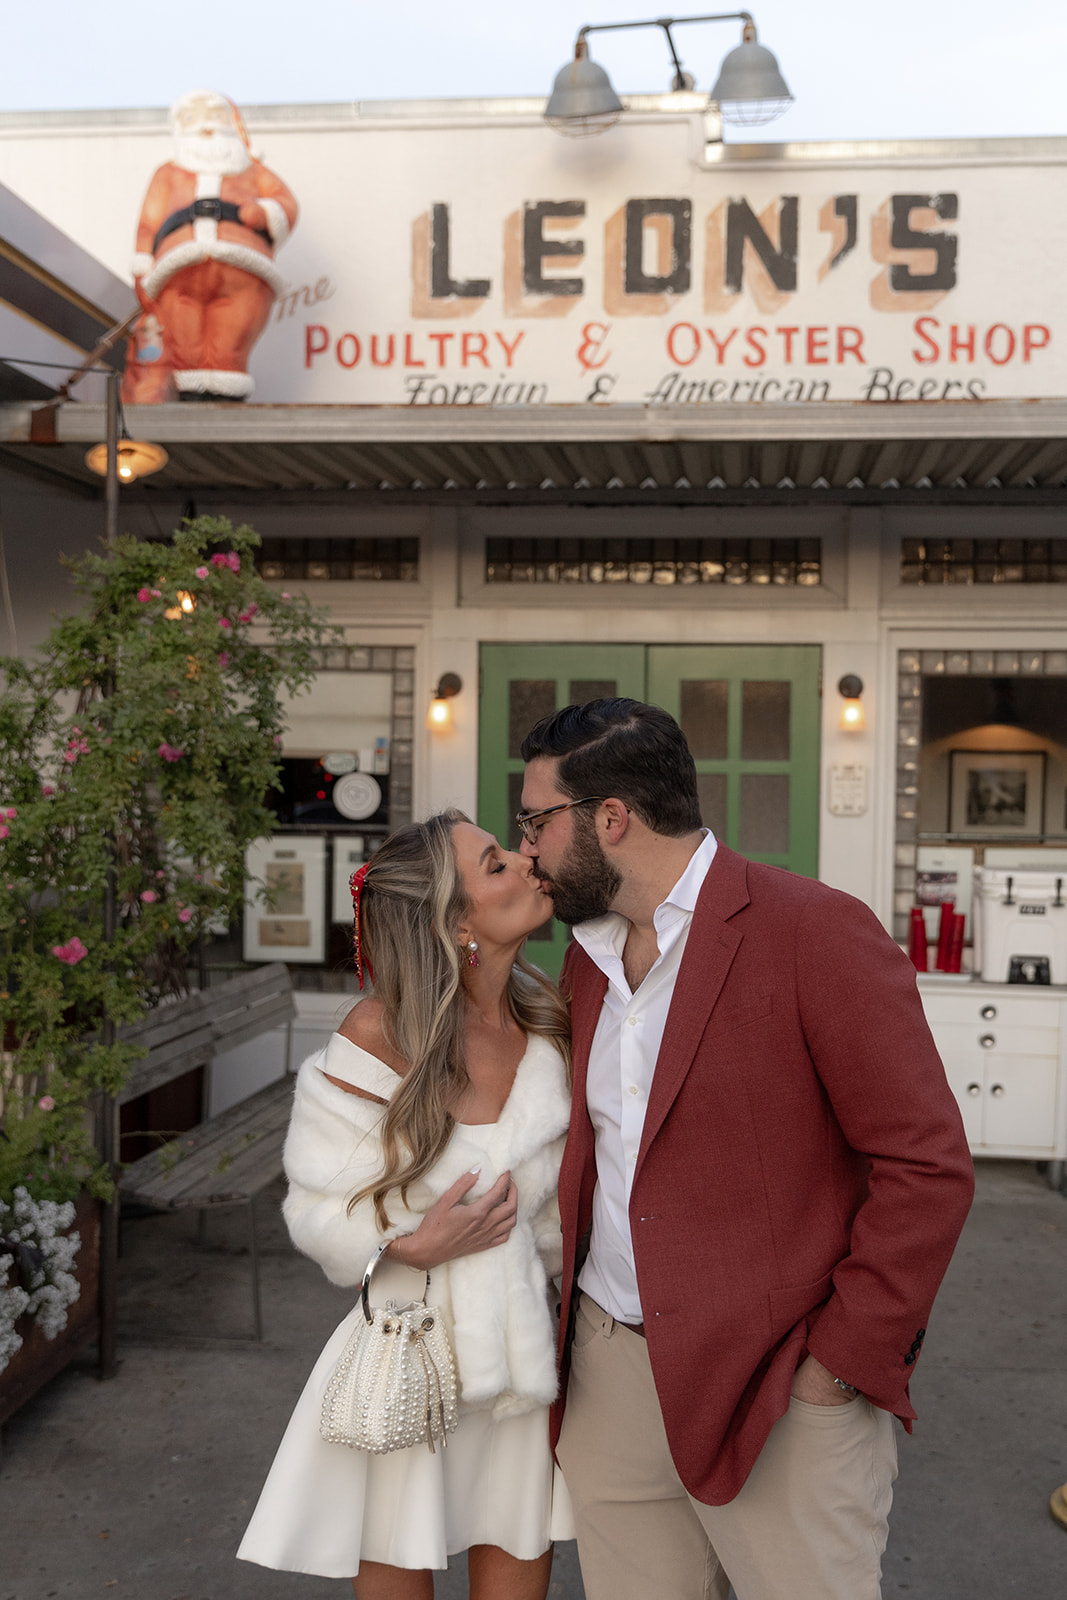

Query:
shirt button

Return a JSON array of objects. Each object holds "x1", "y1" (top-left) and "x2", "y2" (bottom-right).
[
  {"x1": 629, "y1": 1152, "x2": 637, "y2": 1163},
  {"x1": 626, "y1": 1017, "x2": 638, "y2": 1027},
  {"x1": 628, "y1": 1084, "x2": 640, "y2": 1096}
]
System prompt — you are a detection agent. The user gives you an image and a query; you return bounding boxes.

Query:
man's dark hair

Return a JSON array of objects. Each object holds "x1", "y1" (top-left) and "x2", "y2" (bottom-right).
[{"x1": 520, "y1": 698, "x2": 701, "y2": 838}]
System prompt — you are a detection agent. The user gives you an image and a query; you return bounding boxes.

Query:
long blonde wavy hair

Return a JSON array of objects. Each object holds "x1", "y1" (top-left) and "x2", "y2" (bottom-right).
[{"x1": 346, "y1": 809, "x2": 570, "y2": 1228}]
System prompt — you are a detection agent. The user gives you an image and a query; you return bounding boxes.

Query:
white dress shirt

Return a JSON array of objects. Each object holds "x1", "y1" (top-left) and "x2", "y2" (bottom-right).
[{"x1": 574, "y1": 829, "x2": 718, "y2": 1323}]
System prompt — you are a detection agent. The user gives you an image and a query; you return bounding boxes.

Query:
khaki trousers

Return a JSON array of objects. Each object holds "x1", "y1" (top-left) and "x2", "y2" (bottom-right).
[{"x1": 557, "y1": 1294, "x2": 898, "y2": 1600}]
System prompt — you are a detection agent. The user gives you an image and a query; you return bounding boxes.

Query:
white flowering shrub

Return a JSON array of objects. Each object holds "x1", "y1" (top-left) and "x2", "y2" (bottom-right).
[{"x1": 0, "y1": 1187, "x2": 80, "y2": 1373}]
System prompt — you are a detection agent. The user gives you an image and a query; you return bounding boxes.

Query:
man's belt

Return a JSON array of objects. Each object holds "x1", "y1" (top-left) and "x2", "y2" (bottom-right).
[{"x1": 153, "y1": 198, "x2": 272, "y2": 253}]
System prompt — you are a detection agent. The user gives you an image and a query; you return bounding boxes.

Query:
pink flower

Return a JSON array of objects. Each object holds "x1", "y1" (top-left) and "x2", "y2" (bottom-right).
[
  {"x1": 140, "y1": 889, "x2": 157, "y2": 903},
  {"x1": 52, "y1": 936, "x2": 88, "y2": 965},
  {"x1": 0, "y1": 825, "x2": 8, "y2": 839},
  {"x1": 151, "y1": 589, "x2": 161, "y2": 598},
  {"x1": 41, "y1": 784, "x2": 55, "y2": 797},
  {"x1": 218, "y1": 618, "x2": 231, "y2": 630},
  {"x1": 5, "y1": 807, "x2": 16, "y2": 819},
  {"x1": 226, "y1": 552, "x2": 241, "y2": 573},
  {"x1": 217, "y1": 651, "x2": 230, "y2": 667},
  {"x1": 156, "y1": 870, "x2": 166, "y2": 880},
  {"x1": 178, "y1": 907, "x2": 193, "y2": 924},
  {"x1": 158, "y1": 743, "x2": 185, "y2": 763},
  {"x1": 137, "y1": 587, "x2": 153, "y2": 602},
  {"x1": 281, "y1": 592, "x2": 291, "y2": 600},
  {"x1": 195, "y1": 565, "x2": 209, "y2": 579},
  {"x1": 38, "y1": 1095, "x2": 55, "y2": 1112},
  {"x1": 211, "y1": 553, "x2": 228, "y2": 568}
]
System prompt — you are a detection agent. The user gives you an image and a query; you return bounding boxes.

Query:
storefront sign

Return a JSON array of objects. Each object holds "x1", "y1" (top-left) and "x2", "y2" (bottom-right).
[{"x1": 4, "y1": 109, "x2": 1064, "y2": 406}]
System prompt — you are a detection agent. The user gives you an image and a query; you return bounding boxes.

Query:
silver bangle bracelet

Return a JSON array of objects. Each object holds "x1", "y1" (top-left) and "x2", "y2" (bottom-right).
[{"x1": 833, "y1": 1375, "x2": 858, "y2": 1395}]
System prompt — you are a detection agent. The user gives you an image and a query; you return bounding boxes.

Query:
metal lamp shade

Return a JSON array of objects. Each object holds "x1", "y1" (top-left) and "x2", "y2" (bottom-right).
[
  {"x1": 84, "y1": 439, "x2": 169, "y2": 481},
  {"x1": 708, "y1": 39, "x2": 793, "y2": 127},
  {"x1": 544, "y1": 50, "x2": 624, "y2": 137}
]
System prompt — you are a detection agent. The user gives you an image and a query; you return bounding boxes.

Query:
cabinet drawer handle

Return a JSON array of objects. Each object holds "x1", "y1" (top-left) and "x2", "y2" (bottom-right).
[
  {"x1": 980, "y1": 1005, "x2": 997, "y2": 1020},
  {"x1": 979, "y1": 1034, "x2": 996, "y2": 1049},
  {"x1": 966, "y1": 1082, "x2": 981, "y2": 1096},
  {"x1": 991, "y1": 1084, "x2": 1005, "y2": 1098}
]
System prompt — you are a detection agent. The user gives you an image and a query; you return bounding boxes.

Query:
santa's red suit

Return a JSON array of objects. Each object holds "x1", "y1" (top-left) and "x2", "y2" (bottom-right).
[{"x1": 125, "y1": 92, "x2": 297, "y2": 403}]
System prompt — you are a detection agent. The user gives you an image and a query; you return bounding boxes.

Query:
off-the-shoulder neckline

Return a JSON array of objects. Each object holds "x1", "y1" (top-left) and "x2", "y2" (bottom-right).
[
  {"x1": 318, "y1": 1030, "x2": 547, "y2": 1126},
  {"x1": 327, "y1": 1032, "x2": 405, "y2": 1079}
]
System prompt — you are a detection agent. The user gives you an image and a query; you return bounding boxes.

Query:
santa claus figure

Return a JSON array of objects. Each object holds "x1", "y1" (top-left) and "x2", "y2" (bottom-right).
[{"x1": 124, "y1": 90, "x2": 298, "y2": 402}]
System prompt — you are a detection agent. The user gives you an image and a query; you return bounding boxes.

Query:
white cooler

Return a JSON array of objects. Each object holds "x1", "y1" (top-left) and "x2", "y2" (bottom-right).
[{"x1": 972, "y1": 865, "x2": 1067, "y2": 985}]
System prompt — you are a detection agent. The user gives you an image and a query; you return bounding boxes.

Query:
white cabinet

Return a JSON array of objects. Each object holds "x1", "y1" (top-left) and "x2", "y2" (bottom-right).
[{"x1": 919, "y1": 981, "x2": 1067, "y2": 1163}]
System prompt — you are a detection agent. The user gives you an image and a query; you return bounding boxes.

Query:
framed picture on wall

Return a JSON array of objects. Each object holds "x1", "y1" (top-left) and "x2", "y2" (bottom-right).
[
  {"x1": 948, "y1": 750, "x2": 1046, "y2": 837},
  {"x1": 243, "y1": 835, "x2": 326, "y2": 963}
]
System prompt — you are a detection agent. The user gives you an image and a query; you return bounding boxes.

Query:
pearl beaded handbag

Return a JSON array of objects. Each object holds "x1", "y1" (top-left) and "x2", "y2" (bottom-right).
[{"x1": 319, "y1": 1241, "x2": 459, "y2": 1454}]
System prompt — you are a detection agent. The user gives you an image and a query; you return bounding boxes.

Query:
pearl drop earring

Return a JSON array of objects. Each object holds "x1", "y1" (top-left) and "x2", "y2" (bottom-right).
[{"x1": 466, "y1": 941, "x2": 479, "y2": 968}]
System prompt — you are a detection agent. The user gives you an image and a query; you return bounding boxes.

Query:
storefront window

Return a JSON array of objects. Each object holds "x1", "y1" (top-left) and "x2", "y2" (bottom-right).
[
  {"x1": 899, "y1": 539, "x2": 1067, "y2": 585},
  {"x1": 892, "y1": 649, "x2": 1067, "y2": 941},
  {"x1": 484, "y1": 536, "x2": 820, "y2": 587}
]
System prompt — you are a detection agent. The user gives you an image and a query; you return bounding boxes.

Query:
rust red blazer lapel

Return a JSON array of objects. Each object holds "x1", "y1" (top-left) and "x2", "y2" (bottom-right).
[{"x1": 637, "y1": 845, "x2": 750, "y2": 1167}]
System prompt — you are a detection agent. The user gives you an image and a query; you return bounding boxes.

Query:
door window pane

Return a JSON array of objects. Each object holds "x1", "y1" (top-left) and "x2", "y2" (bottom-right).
[
  {"x1": 569, "y1": 680, "x2": 617, "y2": 705},
  {"x1": 696, "y1": 774, "x2": 728, "y2": 837},
  {"x1": 741, "y1": 681, "x2": 791, "y2": 761},
  {"x1": 738, "y1": 775, "x2": 790, "y2": 855},
  {"x1": 508, "y1": 680, "x2": 556, "y2": 759},
  {"x1": 680, "y1": 681, "x2": 728, "y2": 760}
]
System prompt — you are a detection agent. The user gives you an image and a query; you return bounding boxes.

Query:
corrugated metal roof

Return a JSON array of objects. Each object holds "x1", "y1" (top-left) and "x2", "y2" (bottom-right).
[{"x1": 3, "y1": 401, "x2": 1067, "y2": 493}]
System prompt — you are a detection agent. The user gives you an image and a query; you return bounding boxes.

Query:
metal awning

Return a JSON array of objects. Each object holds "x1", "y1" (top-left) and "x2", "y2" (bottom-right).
[{"x1": 2, "y1": 400, "x2": 1067, "y2": 494}]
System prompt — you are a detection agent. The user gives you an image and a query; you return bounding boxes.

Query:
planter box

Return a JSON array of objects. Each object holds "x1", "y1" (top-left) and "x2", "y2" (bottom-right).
[{"x1": 0, "y1": 1192, "x2": 100, "y2": 1427}]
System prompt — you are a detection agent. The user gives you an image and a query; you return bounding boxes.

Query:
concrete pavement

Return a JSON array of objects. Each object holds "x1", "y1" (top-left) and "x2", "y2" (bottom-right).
[{"x1": 2, "y1": 1158, "x2": 1064, "y2": 1600}]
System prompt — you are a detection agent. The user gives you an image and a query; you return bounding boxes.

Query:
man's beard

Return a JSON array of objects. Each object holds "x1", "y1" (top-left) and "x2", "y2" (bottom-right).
[
  {"x1": 173, "y1": 129, "x2": 251, "y2": 176},
  {"x1": 540, "y1": 810, "x2": 622, "y2": 926}
]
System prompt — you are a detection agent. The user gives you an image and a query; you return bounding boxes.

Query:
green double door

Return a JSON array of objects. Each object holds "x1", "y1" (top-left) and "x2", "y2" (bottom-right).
[{"x1": 479, "y1": 643, "x2": 821, "y2": 976}]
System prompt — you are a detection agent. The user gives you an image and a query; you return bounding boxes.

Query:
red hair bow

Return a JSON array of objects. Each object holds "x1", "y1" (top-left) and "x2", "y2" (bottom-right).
[{"x1": 349, "y1": 862, "x2": 374, "y2": 990}]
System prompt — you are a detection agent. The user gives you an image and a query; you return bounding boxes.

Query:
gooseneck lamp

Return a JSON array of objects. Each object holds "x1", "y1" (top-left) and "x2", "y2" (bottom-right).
[{"x1": 544, "y1": 11, "x2": 793, "y2": 138}]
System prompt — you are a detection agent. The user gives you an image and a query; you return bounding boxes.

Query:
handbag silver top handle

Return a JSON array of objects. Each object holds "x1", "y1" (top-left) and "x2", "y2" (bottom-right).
[{"x1": 361, "y1": 1239, "x2": 432, "y2": 1325}]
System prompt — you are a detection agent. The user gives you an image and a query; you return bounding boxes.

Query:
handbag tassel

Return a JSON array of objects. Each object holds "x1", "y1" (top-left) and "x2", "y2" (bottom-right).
[{"x1": 413, "y1": 1323, "x2": 448, "y2": 1453}]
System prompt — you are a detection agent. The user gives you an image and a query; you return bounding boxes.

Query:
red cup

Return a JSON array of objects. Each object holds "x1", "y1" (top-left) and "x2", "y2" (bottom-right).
[
  {"x1": 945, "y1": 913, "x2": 965, "y2": 974},
  {"x1": 935, "y1": 902, "x2": 955, "y2": 971},
  {"x1": 908, "y1": 908, "x2": 928, "y2": 972}
]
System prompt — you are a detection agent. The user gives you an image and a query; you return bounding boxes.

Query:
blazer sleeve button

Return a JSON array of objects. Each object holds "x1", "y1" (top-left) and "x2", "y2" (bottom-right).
[{"x1": 904, "y1": 1353, "x2": 916, "y2": 1365}]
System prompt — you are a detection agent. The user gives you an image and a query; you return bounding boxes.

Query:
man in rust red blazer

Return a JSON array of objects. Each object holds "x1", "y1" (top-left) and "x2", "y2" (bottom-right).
[{"x1": 518, "y1": 698, "x2": 974, "y2": 1600}]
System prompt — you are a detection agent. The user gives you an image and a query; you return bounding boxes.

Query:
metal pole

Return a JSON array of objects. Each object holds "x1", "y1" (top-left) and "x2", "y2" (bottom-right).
[
  {"x1": 104, "y1": 369, "x2": 120, "y2": 551},
  {"x1": 97, "y1": 370, "x2": 120, "y2": 1379}
]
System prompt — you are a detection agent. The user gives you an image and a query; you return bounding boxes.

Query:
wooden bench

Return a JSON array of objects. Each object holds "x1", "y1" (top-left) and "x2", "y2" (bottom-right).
[{"x1": 112, "y1": 963, "x2": 297, "y2": 1342}]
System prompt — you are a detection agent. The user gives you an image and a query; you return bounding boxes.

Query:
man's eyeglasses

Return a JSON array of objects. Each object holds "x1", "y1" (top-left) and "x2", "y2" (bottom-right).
[{"x1": 515, "y1": 797, "x2": 607, "y2": 845}]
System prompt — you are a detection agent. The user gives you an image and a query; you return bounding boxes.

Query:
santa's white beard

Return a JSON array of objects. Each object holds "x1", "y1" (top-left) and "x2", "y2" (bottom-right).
[{"x1": 173, "y1": 129, "x2": 251, "y2": 176}]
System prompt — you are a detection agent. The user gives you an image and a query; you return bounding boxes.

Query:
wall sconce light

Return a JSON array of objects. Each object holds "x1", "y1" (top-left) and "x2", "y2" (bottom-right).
[
  {"x1": 85, "y1": 437, "x2": 169, "y2": 482},
  {"x1": 428, "y1": 672, "x2": 463, "y2": 731},
  {"x1": 837, "y1": 674, "x2": 866, "y2": 732}
]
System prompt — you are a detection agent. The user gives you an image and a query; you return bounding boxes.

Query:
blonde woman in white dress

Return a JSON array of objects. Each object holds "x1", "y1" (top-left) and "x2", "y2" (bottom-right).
[{"x1": 238, "y1": 809, "x2": 574, "y2": 1599}]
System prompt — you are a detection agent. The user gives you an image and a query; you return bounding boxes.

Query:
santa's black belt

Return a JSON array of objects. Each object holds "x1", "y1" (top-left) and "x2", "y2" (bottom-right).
[{"x1": 153, "y1": 199, "x2": 272, "y2": 253}]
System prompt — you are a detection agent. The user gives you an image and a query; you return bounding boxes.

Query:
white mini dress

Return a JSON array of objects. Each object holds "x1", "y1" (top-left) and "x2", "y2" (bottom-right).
[{"x1": 237, "y1": 1035, "x2": 575, "y2": 1580}]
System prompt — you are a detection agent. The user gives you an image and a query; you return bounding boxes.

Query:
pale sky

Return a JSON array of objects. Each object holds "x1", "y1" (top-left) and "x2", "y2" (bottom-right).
[{"x1": 2, "y1": 0, "x2": 1066, "y2": 144}]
